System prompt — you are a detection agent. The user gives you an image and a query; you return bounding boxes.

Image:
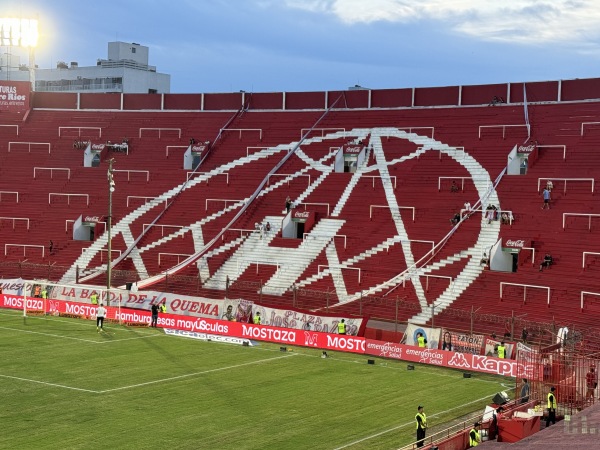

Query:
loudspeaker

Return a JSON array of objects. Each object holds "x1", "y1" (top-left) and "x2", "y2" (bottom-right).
[
  {"x1": 407, "y1": 364, "x2": 415, "y2": 370},
  {"x1": 280, "y1": 346, "x2": 287, "y2": 352},
  {"x1": 367, "y1": 359, "x2": 375, "y2": 365},
  {"x1": 492, "y1": 391, "x2": 510, "y2": 405},
  {"x1": 126, "y1": 282, "x2": 133, "y2": 291},
  {"x1": 463, "y1": 373, "x2": 472, "y2": 378}
]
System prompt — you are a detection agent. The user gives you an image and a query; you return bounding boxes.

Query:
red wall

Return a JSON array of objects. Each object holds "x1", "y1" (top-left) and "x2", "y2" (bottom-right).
[
  {"x1": 80, "y1": 93, "x2": 121, "y2": 110},
  {"x1": 163, "y1": 94, "x2": 202, "y2": 110},
  {"x1": 462, "y1": 83, "x2": 508, "y2": 106},
  {"x1": 562, "y1": 78, "x2": 600, "y2": 101},
  {"x1": 285, "y1": 91, "x2": 325, "y2": 109},
  {"x1": 249, "y1": 92, "x2": 284, "y2": 110},
  {"x1": 123, "y1": 94, "x2": 162, "y2": 110},
  {"x1": 510, "y1": 81, "x2": 558, "y2": 103},
  {"x1": 415, "y1": 86, "x2": 460, "y2": 106},
  {"x1": 327, "y1": 90, "x2": 369, "y2": 109},
  {"x1": 204, "y1": 93, "x2": 243, "y2": 110},
  {"x1": 32, "y1": 92, "x2": 77, "y2": 109},
  {"x1": 371, "y1": 88, "x2": 412, "y2": 108}
]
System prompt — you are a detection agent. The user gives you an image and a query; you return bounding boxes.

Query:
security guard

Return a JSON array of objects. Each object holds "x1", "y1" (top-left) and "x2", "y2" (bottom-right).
[
  {"x1": 469, "y1": 422, "x2": 481, "y2": 447},
  {"x1": 417, "y1": 332, "x2": 427, "y2": 348},
  {"x1": 253, "y1": 311, "x2": 261, "y2": 324},
  {"x1": 415, "y1": 405, "x2": 427, "y2": 448},
  {"x1": 546, "y1": 386, "x2": 557, "y2": 427},
  {"x1": 90, "y1": 291, "x2": 98, "y2": 305},
  {"x1": 41, "y1": 287, "x2": 48, "y2": 299},
  {"x1": 338, "y1": 319, "x2": 346, "y2": 335},
  {"x1": 160, "y1": 301, "x2": 167, "y2": 314},
  {"x1": 497, "y1": 341, "x2": 506, "y2": 359}
]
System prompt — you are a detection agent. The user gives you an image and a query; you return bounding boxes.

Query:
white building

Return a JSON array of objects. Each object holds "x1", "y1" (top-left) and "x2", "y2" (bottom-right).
[{"x1": 0, "y1": 41, "x2": 170, "y2": 93}]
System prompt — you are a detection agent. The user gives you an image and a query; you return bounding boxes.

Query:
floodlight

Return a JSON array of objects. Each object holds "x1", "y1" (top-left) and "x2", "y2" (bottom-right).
[{"x1": 0, "y1": 18, "x2": 38, "y2": 48}]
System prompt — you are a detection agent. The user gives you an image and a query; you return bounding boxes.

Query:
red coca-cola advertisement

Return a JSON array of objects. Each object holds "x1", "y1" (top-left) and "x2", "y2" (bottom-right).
[
  {"x1": 293, "y1": 210, "x2": 316, "y2": 233},
  {"x1": 83, "y1": 215, "x2": 106, "y2": 223},
  {"x1": 343, "y1": 144, "x2": 363, "y2": 155},
  {"x1": 0, "y1": 81, "x2": 30, "y2": 112}
]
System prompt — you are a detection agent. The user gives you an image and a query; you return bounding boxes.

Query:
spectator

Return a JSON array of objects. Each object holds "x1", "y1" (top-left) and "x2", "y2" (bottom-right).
[
  {"x1": 285, "y1": 196, "x2": 292, "y2": 213},
  {"x1": 542, "y1": 187, "x2": 551, "y2": 209},
  {"x1": 464, "y1": 201, "x2": 472, "y2": 213},
  {"x1": 520, "y1": 379, "x2": 530, "y2": 403},
  {"x1": 539, "y1": 253, "x2": 553, "y2": 271},
  {"x1": 469, "y1": 423, "x2": 481, "y2": 447},
  {"x1": 521, "y1": 327, "x2": 529, "y2": 343},
  {"x1": 416, "y1": 332, "x2": 427, "y2": 348},
  {"x1": 546, "y1": 387, "x2": 557, "y2": 427},
  {"x1": 338, "y1": 319, "x2": 347, "y2": 335},
  {"x1": 450, "y1": 180, "x2": 459, "y2": 193},
  {"x1": 150, "y1": 303, "x2": 159, "y2": 327},
  {"x1": 497, "y1": 341, "x2": 506, "y2": 359},
  {"x1": 265, "y1": 222, "x2": 271, "y2": 233},
  {"x1": 586, "y1": 366, "x2": 598, "y2": 404},
  {"x1": 546, "y1": 179, "x2": 554, "y2": 192},
  {"x1": 450, "y1": 212, "x2": 461, "y2": 225},
  {"x1": 480, "y1": 252, "x2": 489, "y2": 267},
  {"x1": 485, "y1": 207, "x2": 495, "y2": 224},
  {"x1": 49, "y1": 240, "x2": 54, "y2": 255}
]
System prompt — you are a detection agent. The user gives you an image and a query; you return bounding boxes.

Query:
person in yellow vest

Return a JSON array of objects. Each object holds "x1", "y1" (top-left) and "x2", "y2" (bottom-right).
[
  {"x1": 253, "y1": 311, "x2": 261, "y2": 324},
  {"x1": 417, "y1": 332, "x2": 427, "y2": 348},
  {"x1": 546, "y1": 386, "x2": 557, "y2": 427},
  {"x1": 338, "y1": 319, "x2": 347, "y2": 335},
  {"x1": 469, "y1": 422, "x2": 481, "y2": 447},
  {"x1": 415, "y1": 405, "x2": 427, "y2": 448},
  {"x1": 160, "y1": 301, "x2": 167, "y2": 314},
  {"x1": 41, "y1": 287, "x2": 48, "y2": 299},
  {"x1": 90, "y1": 291, "x2": 98, "y2": 305},
  {"x1": 497, "y1": 341, "x2": 506, "y2": 359}
]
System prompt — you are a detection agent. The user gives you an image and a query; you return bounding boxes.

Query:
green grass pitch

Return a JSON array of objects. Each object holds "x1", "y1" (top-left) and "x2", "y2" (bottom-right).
[{"x1": 0, "y1": 309, "x2": 512, "y2": 449}]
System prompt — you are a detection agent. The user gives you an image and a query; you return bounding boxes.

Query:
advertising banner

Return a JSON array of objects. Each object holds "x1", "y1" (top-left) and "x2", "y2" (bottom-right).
[
  {"x1": 484, "y1": 338, "x2": 515, "y2": 359},
  {"x1": 405, "y1": 322, "x2": 442, "y2": 349},
  {"x1": 441, "y1": 329, "x2": 485, "y2": 354},
  {"x1": 0, "y1": 81, "x2": 30, "y2": 112}
]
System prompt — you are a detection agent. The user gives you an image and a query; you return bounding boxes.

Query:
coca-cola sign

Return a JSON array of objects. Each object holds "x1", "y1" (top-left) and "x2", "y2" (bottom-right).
[
  {"x1": 343, "y1": 145, "x2": 362, "y2": 154},
  {"x1": 293, "y1": 210, "x2": 311, "y2": 219},
  {"x1": 503, "y1": 238, "x2": 529, "y2": 249},
  {"x1": 517, "y1": 144, "x2": 536, "y2": 154},
  {"x1": 191, "y1": 145, "x2": 206, "y2": 153},
  {"x1": 91, "y1": 144, "x2": 105, "y2": 151},
  {"x1": 84, "y1": 215, "x2": 105, "y2": 223}
]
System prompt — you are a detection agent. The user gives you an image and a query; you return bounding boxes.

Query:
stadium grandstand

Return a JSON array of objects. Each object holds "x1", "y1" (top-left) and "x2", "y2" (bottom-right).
[{"x1": 3, "y1": 76, "x2": 600, "y2": 448}]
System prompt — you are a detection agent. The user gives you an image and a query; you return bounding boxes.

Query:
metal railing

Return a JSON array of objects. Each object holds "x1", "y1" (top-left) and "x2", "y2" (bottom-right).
[
  {"x1": 298, "y1": 202, "x2": 330, "y2": 216},
  {"x1": 205, "y1": 198, "x2": 244, "y2": 211},
  {"x1": 478, "y1": 123, "x2": 529, "y2": 139},
  {"x1": 58, "y1": 126, "x2": 102, "y2": 138},
  {"x1": 165, "y1": 145, "x2": 188, "y2": 157},
  {"x1": 113, "y1": 169, "x2": 149, "y2": 182},
  {"x1": 0, "y1": 124, "x2": 19, "y2": 135},
  {"x1": 0, "y1": 191, "x2": 19, "y2": 203},
  {"x1": 538, "y1": 177, "x2": 594, "y2": 194},
  {"x1": 220, "y1": 128, "x2": 262, "y2": 141},
  {"x1": 563, "y1": 213, "x2": 600, "y2": 230},
  {"x1": 9, "y1": 141, "x2": 51, "y2": 153},
  {"x1": 500, "y1": 282, "x2": 551, "y2": 305},
  {"x1": 5, "y1": 243, "x2": 44, "y2": 258},
  {"x1": 139, "y1": 127, "x2": 181, "y2": 139},
  {"x1": 0, "y1": 216, "x2": 30, "y2": 230},
  {"x1": 49, "y1": 193, "x2": 89, "y2": 206},
  {"x1": 34, "y1": 167, "x2": 70, "y2": 180},
  {"x1": 370, "y1": 205, "x2": 415, "y2": 222}
]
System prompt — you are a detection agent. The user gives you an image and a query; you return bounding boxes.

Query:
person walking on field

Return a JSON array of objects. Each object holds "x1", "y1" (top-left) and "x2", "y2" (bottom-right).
[
  {"x1": 96, "y1": 303, "x2": 107, "y2": 332},
  {"x1": 415, "y1": 405, "x2": 427, "y2": 448},
  {"x1": 150, "y1": 303, "x2": 159, "y2": 328}
]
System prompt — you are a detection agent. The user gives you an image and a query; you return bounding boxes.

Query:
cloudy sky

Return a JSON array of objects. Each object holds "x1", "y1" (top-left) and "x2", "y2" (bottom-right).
[{"x1": 3, "y1": 0, "x2": 600, "y2": 93}]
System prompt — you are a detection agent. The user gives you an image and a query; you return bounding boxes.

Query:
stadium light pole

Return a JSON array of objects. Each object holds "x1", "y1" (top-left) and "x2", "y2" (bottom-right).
[{"x1": 107, "y1": 158, "x2": 115, "y2": 303}]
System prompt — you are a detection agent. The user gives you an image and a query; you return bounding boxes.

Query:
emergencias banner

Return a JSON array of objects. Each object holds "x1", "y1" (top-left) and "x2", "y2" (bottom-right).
[{"x1": 0, "y1": 293, "x2": 529, "y2": 377}]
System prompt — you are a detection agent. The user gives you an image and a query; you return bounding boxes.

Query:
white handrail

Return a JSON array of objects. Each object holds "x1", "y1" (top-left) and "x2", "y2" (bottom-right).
[
  {"x1": 5, "y1": 243, "x2": 44, "y2": 258},
  {"x1": 158, "y1": 252, "x2": 192, "y2": 266},
  {"x1": 500, "y1": 282, "x2": 550, "y2": 305},
  {"x1": 0, "y1": 216, "x2": 30, "y2": 230},
  {"x1": 318, "y1": 264, "x2": 361, "y2": 284},
  {"x1": 205, "y1": 198, "x2": 244, "y2": 211},
  {"x1": 0, "y1": 124, "x2": 18, "y2": 135},
  {"x1": 522, "y1": 247, "x2": 536, "y2": 266},
  {"x1": 127, "y1": 196, "x2": 167, "y2": 209},
  {"x1": 143, "y1": 224, "x2": 185, "y2": 237},
  {"x1": 397, "y1": 126, "x2": 434, "y2": 138},
  {"x1": 222, "y1": 228, "x2": 256, "y2": 240},
  {"x1": 298, "y1": 202, "x2": 330, "y2": 217},
  {"x1": 49, "y1": 192, "x2": 89, "y2": 205},
  {"x1": 139, "y1": 127, "x2": 182, "y2": 139},
  {"x1": 301, "y1": 127, "x2": 345, "y2": 138},
  {"x1": 370, "y1": 205, "x2": 415, "y2": 222},
  {"x1": 113, "y1": 169, "x2": 150, "y2": 182},
  {"x1": 9, "y1": 142, "x2": 51, "y2": 153},
  {"x1": 563, "y1": 213, "x2": 600, "y2": 230},
  {"x1": 165, "y1": 145, "x2": 188, "y2": 157},
  {"x1": 58, "y1": 126, "x2": 102, "y2": 138},
  {"x1": 82, "y1": 247, "x2": 121, "y2": 263},
  {"x1": 363, "y1": 175, "x2": 397, "y2": 189},
  {"x1": 187, "y1": 172, "x2": 229, "y2": 184},
  {"x1": 220, "y1": 128, "x2": 262, "y2": 141},
  {"x1": 582, "y1": 251, "x2": 600, "y2": 269},
  {"x1": 538, "y1": 177, "x2": 594, "y2": 195},
  {"x1": 420, "y1": 274, "x2": 453, "y2": 292},
  {"x1": 581, "y1": 291, "x2": 600, "y2": 310},
  {"x1": 537, "y1": 144, "x2": 567, "y2": 161},
  {"x1": 246, "y1": 146, "x2": 271, "y2": 156},
  {"x1": 268, "y1": 173, "x2": 310, "y2": 187},
  {"x1": 303, "y1": 233, "x2": 347, "y2": 249},
  {"x1": 34, "y1": 167, "x2": 71, "y2": 180},
  {"x1": 478, "y1": 124, "x2": 529, "y2": 139},
  {"x1": 581, "y1": 122, "x2": 600, "y2": 136},
  {"x1": 0, "y1": 191, "x2": 19, "y2": 203}
]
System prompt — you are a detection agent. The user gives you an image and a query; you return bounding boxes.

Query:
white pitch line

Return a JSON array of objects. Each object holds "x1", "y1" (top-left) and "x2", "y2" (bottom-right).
[
  {"x1": 0, "y1": 325, "x2": 100, "y2": 344},
  {"x1": 99, "y1": 353, "x2": 297, "y2": 393},
  {"x1": 334, "y1": 392, "x2": 502, "y2": 450},
  {"x1": 0, "y1": 374, "x2": 98, "y2": 393}
]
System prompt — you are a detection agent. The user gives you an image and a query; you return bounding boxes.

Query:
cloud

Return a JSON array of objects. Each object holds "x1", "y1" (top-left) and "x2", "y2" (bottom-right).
[{"x1": 280, "y1": 0, "x2": 600, "y2": 45}]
